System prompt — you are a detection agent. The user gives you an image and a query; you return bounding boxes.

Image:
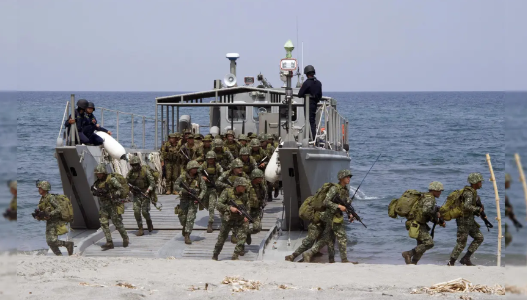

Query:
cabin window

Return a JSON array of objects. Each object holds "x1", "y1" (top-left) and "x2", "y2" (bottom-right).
[
  {"x1": 253, "y1": 106, "x2": 272, "y2": 121},
  {"x1": 227, "y1": 106, "x2": 246, "y2": 122},
  {"x1": 279, "y1": 106, "x2": 297, "y2": 121}
]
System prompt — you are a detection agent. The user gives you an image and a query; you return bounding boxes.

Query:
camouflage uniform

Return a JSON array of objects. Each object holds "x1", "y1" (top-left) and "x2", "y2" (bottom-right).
[
  {"x1": 286, "y1": 222, "x2": 331, "y2": 261},
  {"x1": 238, "y1": 134, "x2": 249, "y2": 149},
  {"x1": 239, "y1": 147, "x2": 257, "y2": 177},
  {"x1": 249, "y1": 139, "x2": 267, "y2": 169},
  {"x1": 449, "y1": 173, "x2": 485, "y2": 265},
  {"x1": 93, "y1": 167, "x2": 129, "y2": 249},
  {"x1": 4, "y1": 180, "x2": 17, "y2": 221},
  {"x1": 174, "y1": 161, "x2": 207, "y2": 240},
  {"x1": 196, "y1": 134, "x2": 214, "y2": 163},
  {"x1": 127, "y1": 157, "x2": 156, "y2": 233},
  {"x1": 248, "y1": 169, "x2": 267, "y2": 234},
  {"x1": 216, "y1": 160, "x2": 251, "y2": 193},
  {"x1": 224, "y1": 130, "x2": 242, "y2": 158},
  {"x1": 178, "y1": 135, "x2": 199, "y2": 174},
  {"x1": 213, "y1": 139, "x2": 234, "y2": 170},
  {"x1": 198, "y1": 152, "x2": 224, "y2": 229},
  {"x1": 213, "y1": 178, "x2": 251, "y2": 260},
  {"x1": 161, "y1": 133, "x2": 180, "y2": 194}
]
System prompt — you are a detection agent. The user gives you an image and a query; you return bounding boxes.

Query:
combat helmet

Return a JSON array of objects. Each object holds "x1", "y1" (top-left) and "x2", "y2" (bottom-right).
[
  {"x1": 468, "y1": 173, "x2": 484, "y2": 184},
  {"x1": 77, "y1": 99, "x2": 89, "y2": 110},
  {"x1": 226, "y1": 129, "x2": 235, "y2": 137},
  {"x1": 187, "y1": 133, "x2": 195, "y2": 139},
  {"x1": 206, "y1": 151, "x2": 217, "y2": 159},
  {"x1": 428, "y1": 181, "x2": 444, "y2": 191},
  {"x1": 196, "y1": 134, "x2": 204, "y2": 140},
  {"x1": 213, "y1": 139, "x2": 224, "y2": 147},
  {"x1": 203, "y1": 134, "x2": 213, "y2": 142},
  {"x1": 505, "y1": 173, "x2": 512, "y2": 183},
  {"x1": 233, "y1": 177, "x2": 248, "y2": 188},
  {"x1": 37, "y1": 180, "x2": 51, "y2": 191},
  {"x1": 168, "y1": 133, "x2": 177, "y2": 139},
  {"x1": 249, "y1": 133, "x2": 257, "y2": 139},
  {"x1": 94, "y1": 163, "x2": 108, "y2": 174},
  {"x1": 239, "y1": 147, "x2": 250, "y2": 156},
  {"x1": 87, "y1": 101, "x2": 96, "y2": 111},
  {"x1": 251, "y1": 169, "x2": 264, "y2": 180},
  {"x1": 250, "y1": 139, "x2": 260, "y2": 147},
  {"x1": 129, "y1": 156, "x2": 141, "y2": 165},
  {"x1": 304, "y1": 65, "x2": 316, "y2": 75},
  {"x1": 337, "y1": 169, "x2": 353, "y2": 180},
  {"x1": 231, "y1": 158, "x2": 244, "y2": 168},
  {"x1": 258, "y1": 133, "x2": 266, "y2": 141},
  {"x1": 186, "y1": 160, "x2": 200, "y2": 170},
  {"x1": 238, "y1": 134, "x2": 248, "y2": 141}
]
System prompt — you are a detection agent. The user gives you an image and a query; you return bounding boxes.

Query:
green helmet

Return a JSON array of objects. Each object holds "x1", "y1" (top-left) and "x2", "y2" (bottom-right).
[
  {"x1": 184, "y1": 129, "x2": 192, "y2": 134},
  {"x1": 428, "y1": 181, "x2": 444, "y2": 191},
  {"x1": 206, "y1": 151, "x2": 217, "y2": 159},
  {"x1": 251, "y1": 169, "x2": 264, "y2": 180},
  {"x1": 203, "y1": 134, "x2": 213, "y2": 142},
  {"x1": 213, "y1": 139, "x2": 224, "y2": 147},
  {"x1": 233, "y1": 177, "x2": 248, "y2": 188},
  {"x1": 186, "y1": 160, "x2": 200, "y2": 170},
  {"x1": 37, "y1": 180, "x2": 51, "y2": 191},
  {"x1": 129, "y1": 156, "x2": 141, "y2": 165},
  {"x1": 250, "y1": 139, "x2": 260, "y2": 147},
  {"x1": 249, "y1": 133, "x2": 257, "y2": 139},
  {"x1": 337, "y1": 169, "x2": 352, "y2": 180},
  {"x1": 258, "y1": 133, "x2": 266, "y2": 141},
  {"x1": 231, "y1": 158, "x2": 244, "y2": 168},
  {"x1": 175, "y1": 132, "x2": 182, "y2": 138},
  {"x1": 240, "y1": 147, "x2": 250, "y2": 156},
  {"x1": 8, "y1": 180, "x2": 16, "y2": 190},
  {"x1": 226, "y1": 129, "x2": 235, "y2": 137},
  {"x1": 168, "y1": 133, "x2": 177, "y2": 138},
  {"x1": 468, "y1": 172, "x2": 484, "y2": 184},
  {"x1": 94, "y1": 163, "x2": 107, "y2": 174},
  {"x1": 196, "y1": 134, "x2": 204, "y2": 140},
  {"x1": 238, "y1": 134, "x2": 248, "y2": 141},
  {"x1": 187, "y1": 133, "x2": 195, "y2": 139},
  {"x1": 505, "y1": 173, "x2": 512, "y2": 183},
  {"x1": 267, "y1": 135, "x2": 274, "y2": 140}
]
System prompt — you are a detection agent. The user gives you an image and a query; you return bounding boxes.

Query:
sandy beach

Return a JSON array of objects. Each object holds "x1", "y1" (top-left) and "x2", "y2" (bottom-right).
[{"x1": 14, "y1": 254, "x2": 521, "y2": 300}]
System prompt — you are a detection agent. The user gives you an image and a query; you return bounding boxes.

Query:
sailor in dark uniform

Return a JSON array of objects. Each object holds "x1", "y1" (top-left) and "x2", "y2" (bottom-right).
[
  {"x1": 83, "y1": 101, "x2": 112, "y2": 146},
  {"x1": 297, "y1": 65, "x2": 322, "y2": 141}
]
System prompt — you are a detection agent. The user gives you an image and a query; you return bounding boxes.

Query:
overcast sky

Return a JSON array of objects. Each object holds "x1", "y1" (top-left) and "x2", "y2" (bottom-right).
[{"x1": 2, "y1": 0, "x2": 525, "y2": 91}]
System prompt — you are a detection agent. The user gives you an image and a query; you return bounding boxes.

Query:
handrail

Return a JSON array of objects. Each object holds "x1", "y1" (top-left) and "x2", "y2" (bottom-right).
[
  {"x1": 57, "y1": 101, "x2": 70, "y2": 139},
  {"x1": 308, "y1": 97, "x2": 348, "y2": 151}
]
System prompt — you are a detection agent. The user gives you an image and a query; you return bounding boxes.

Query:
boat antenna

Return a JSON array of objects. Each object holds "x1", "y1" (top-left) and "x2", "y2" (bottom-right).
[
  {"x1": 295, "y1": 17, "x2": 303, "y2": 88},
  {"x1": 350, "y1": 154, "x2": 382, "y2": 201}
]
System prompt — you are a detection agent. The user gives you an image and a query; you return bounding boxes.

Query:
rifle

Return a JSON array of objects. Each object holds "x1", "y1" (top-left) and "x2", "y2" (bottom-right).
[
  {"x1": 180, "y1": 182, "x2": 204, "y2": 207},
  {"x1": 202, "y1": 170, "x2": 217, "y2": 188},
  {"x1": 128, "y1": 183, "x2": 162, "y2": 210},
  {"x1": 31, "y1": 208, "x2": 49, "y2": 220},
  {"x1": 430, "y1": 206, "x2": 444, "y2": 239},
  {"x1": 3, "y1": 209, "x2": 16, "y2": 220},
  {"x1": 228, "y1": 199, "x2": 254, "y2": 223},
  {"x1": 258, "y1": 156, "x2": 269, "y2": 165},
  {"x1": 258, "y1": 186, "x2": 268, "y2": 220},
  {"x1": 332, "y1": 194, "x2": 367, "y2": 228},
  {"x1": 179, "y1": 148, "x2": 190, "y2": 161},
  {"x1": 349, "y1": 153, "x2": 381, "y2": 202},
  {"x1": 91, "y1": 185, "x2": 129, "y2": 204},
  {"x1": 476, "y1": 196, "x2": 494, "y2": 231}
]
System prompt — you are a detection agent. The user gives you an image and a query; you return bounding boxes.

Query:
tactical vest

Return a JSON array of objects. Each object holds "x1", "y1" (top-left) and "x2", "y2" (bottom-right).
[
  {"x1": 250, "y1": 182, "x2": 265, "y2": 208},
  {"x1": 251, "y1": 149, "x2": 264, "y2": 162},
  {"x1": 242, "y1": 158, "x2": 253, "y2": 175},
  {"x1": 226, "y1": 188, "x2": 247, "y2": 220},
  {"x1": 181, "y1": 174, "x2": 201, "y2": 200},
  {"x1": 225, "y1": 141, "x2": 239, "y2": 156},
  {"x1": 165, "y1": 143, "x2": 179, "y2": 161},
  {"x1": 128, "y1": 167, "x2": 148, "y2": 191},
  {"x1": 38, "y1": 195, "x2": 53, "y2": 214}
]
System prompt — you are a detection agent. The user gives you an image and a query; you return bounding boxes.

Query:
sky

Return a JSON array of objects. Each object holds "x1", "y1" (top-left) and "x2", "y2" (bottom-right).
[{"x1": 2, "y1": 0, "x2": 526, "y2": 92}]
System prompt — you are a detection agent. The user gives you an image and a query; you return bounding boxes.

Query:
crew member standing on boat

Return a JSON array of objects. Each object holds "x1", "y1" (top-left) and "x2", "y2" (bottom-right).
[
  {"x1": 65, "y1": 99, "x2": 90, "y2": 145},
  {"x1": 83, "y1": 101, "x2": 111, "y2": 146},
  {"x1": 297, "y1": 65, "x2": 322, "y2": 141}
]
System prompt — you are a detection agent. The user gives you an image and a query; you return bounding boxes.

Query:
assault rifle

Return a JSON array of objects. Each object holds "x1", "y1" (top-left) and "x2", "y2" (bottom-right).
[
  {"x1": 31, "y1": 208, "x2": 49, "y2": 220},
  {"x1": 229, "y1": 199, "x2": 254, "y2": 223},
  {"x1": 179, "y1": 148, "x2": 190, "y2": 161},
  {"x1": 202, "y1": 170, "x2": 217, "y2": 188},
  {"x1": 258, "y1": 156, "x2": 269, "y2": 165},
  {"x1": 128, "y1": 183, "x2": 162, "y2": 210},
  {"x1": 91, "y1": 185, "x2": 129, "y2": 204},
  {"x1": 430, "y1": 206, "x2": 445, "y2": 239},
  {"x1": 476, "y1": 196, "x2": 494, "y2": 231},
  {"x1": 180, "y1": 182, "x2": 204, "y2": 207},
  {"x1": 332, "y1": 194, "x2": 367, "y2": 228},
  {"x1": 3, "y1": 208, "x2": 16, "y2": 220}
]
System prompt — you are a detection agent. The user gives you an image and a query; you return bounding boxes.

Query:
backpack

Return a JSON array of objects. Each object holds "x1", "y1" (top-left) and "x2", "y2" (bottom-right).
[
  {"x1": 439, "y1": 188, "x2": 467, "y2": 221},
  {"x1": 145, "y1": 165, "x2": 160, "y2": 185},
  {"x1": 107, "y1": 173, "x2": 130, "y2": 198},
  {"x1": 51, "y1": 194, "x2": 74, "y2": 223},
  {"x1": 299, "y1": 183, "x2": 339, "y2": 222},
  {"x1": 388, "y1": 189, "x2": 423, "y2": 219}
]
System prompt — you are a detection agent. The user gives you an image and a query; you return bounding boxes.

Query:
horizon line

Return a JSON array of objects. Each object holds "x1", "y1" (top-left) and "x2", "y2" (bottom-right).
[{"x1": 2, "y1": 90, "x2": 525, "y2": 93}]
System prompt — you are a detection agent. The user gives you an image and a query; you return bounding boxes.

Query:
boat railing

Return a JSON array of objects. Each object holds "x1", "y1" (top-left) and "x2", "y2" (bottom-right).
[
  {"x1": 58, "y1": 94, "x2": 165, "y2": 149},
  {"x1": 306, "y1": 95, "x2": 349, "y2": 151}
]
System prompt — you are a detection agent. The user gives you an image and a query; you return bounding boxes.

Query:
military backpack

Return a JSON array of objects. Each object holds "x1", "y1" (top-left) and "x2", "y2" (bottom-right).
[
  {"x1": 107, "y1": 173, "x2": 130, "y2": 198},
  {"x1": 51, "y1": 194, "x2": 74, "y2": 223},
  {"x1": 299, "y1": 182, "x2": 339, "y2": 222},
  {"x1": 388, "y1": 189, "x2": 423, "y2": 219},
  {"x1": 439, "y1": 188, "x2": 471, "y2": 221}
]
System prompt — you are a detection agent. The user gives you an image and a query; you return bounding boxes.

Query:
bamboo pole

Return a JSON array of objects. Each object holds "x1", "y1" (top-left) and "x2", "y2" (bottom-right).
[
  {"x1": 486, "y1": 153, "x2": 502, "y2": 267},
  {"x1": 514, "y1": 153, "x2": 527, "y2": 220}
]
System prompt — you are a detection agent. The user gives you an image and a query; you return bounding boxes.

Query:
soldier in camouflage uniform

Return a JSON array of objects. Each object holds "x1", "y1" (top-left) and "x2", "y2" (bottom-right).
[
  {"x1": 35, "y1": 181, "x2": 74, "y2": 256},
  {"x1": 248, "y1": 169, "x2": 267, "y2": 234},
  {"x1": 196, "y1": 134, "x2": 214, "y2": 163},
  {"x1": 3, "y1": 180, "x2": 17, "y2": 221},
  {"x1": 448, "y1": 173, "x2": 485, "y2": 266},
  {"x1": 249, "y1": 139, "x2": 267, "y2": 169},
  {"x1": 195, "y1": 133, "x2": 204, "y2": 148},
  {"x1": 285, "y1": 219, "x2": 334, "y2": 262},
  {"x1": 268, "y1": 134, "x2": 279, "y2": 149},
  {"x1": 161, "y1": 133, "x2": 180, "y2": 194},
  {"x1": 177, "y1": 129, "x2": 192, "y2": 147},
  {"x1": 174, "y1": 160, "x2": 207, "y2": 244},
  {"x1": 213, "y1": 139, "x2": 234, "y2": 170},
  {"x1": 127, "y1": 156, "x2": 156, "y2": 236},
  {"x1": 303, "y1": 169, "x2": 355, "y2": 263},
  {"x1": 239, "y1": 147, "x2": 257, "y2": 177},
  {"x1": 249, "y1": 132, "x2": 258, "y2": 142},
  {"x1": 402, "y1": 181, "x2": 446, "y2": 265},
  {"x1": 238, "y1": 134, "x2": 249, "y2": 149},
  {"x1": 92, "y1": 164, "x2": 129, "y2": 250},
  {"x1": 212, "y1": 177, "x2": 252, "y2": 260},
  {"x1": 178, "y1": 134, "x2": 199, "y2": 174},
  {"x1": 224, "y1": 130, "x2": 242, "y2": 158},
  {"x1": 198, "y1": 151, "x2": 224, "y2": 233}
]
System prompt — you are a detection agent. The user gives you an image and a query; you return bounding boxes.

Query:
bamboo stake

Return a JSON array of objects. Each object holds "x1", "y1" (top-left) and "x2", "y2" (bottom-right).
[
  {"x1": 514, "y1": 153, "x2": 527, "y2": 220},
  {"x1": 486, "y1": 153, "x2": 502, "y2": 267}
]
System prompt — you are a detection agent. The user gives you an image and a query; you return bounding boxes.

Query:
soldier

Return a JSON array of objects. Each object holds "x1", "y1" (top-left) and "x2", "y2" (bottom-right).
[
  {"x1": 505, "y1": 173, "x2": 522, "y2": 247},
  {"x1": 199, "y1": 151, "x2": 224, "y2": 233},
  {"x1": 178, "y1": 134, "x2": 199, "y2": 174},
  {"x1": 401, "y1": 181, "x2": 446, "y2": 265},
  {"x1": 284, "y1": 211, "x2": 334, "y2": 262},
  {"x1": 260, "y1": 134, "x2": 275, "y2": 199},
  {"x1": 239, "y1": 147, "x2": 257, "y2": 177},
  {"x1": 303, "y1": 169, "x2": 355, "y2": 263},
  {"x1": 174, "y1": 160, "x2": 207, "y2": 244},
  {"x1": 195, "y1": 133, "x2": 204, "y2": 148},
  {"x1": 213, "y1": 139, "x2": 234, "y2": 170},
  {"x1": 249, "y1": 139, "x2": 267, "y2": 169},
  {"x1": 127, "y1": 156, "x2": 156, "y2": 236},
  {"x1": 35, "y1": 181, "x2": 74, "y2": 256},
  {"x1": 3, "y1": 180, "x2": 17, "y2": 221},
  {"x1": 238, "y1": 134, "x2": 249, "y2": 149},
  {"x1": 177, "y1": 129, "x2": 192, "y2": 147},
  {"x1": 161, "y1": 133, "x2": 180, "y2": 195},
  {"x1": 249, "y1": 132, "x2": 258, "y2": 142},
  {"x1": 248, "y1": 169, "x2": 267, "y2": 234},
  {"x1": 298, "y1": 65, "x2": 322, "y2": 141},
  {"x1": 217, "y1": 158, "x2": 251, "y2": 192},
  {"x1": 196, "y1": 134, "x2": 214, "y2": 163},
  {"x1": 92, "y1": 164, "x2": 129, "y2": 250},
  {"x1": 224, "y1": 130, "x2": 242, "y2": 158},
  {"x1": 212, "y1": 177, "x2": 252, "y2": 261},
  {"x1": 448, "y1": 173, "x2": 485, "y2": 266},
  {"x1": 268, "y1": 134, "x2": 279, "y2": 149},
  {"x1": 83, "y1": 101, "x2": 111, "y2": 146}
]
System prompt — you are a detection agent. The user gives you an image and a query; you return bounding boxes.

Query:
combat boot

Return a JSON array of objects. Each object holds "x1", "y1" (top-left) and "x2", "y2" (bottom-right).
[
  {"x1": 267, "y1": 189, "x2": 273, "y2": 200},
  {"x1": 460, "y1": 251, "x2": 475, "y2": 266},
  {"x1": 65, "y1": 241, "x2": 74, "y2": 256},
  {"x1": 302, "y1": 250, "x2": 314, "y2": 263},
  {"x1": 166, "y1": 189, "x2": 172, "y2": 195},
  {"x1": 184, "y1": 233, "x2": 192, "y2": 245},
  {"x1": 285, "y1": 252, "x2": 298, "y2": 262},
  {"x1": 101, "y1": 241, "x2": 114, "y2": 250},
  {"x1": 341, "y1": 258, "x2": 359, "y2": 264},
  {"x1": 329, "y1": 256, "x2": 335, "y2": 263},
  {"x1": 212, "y1": 253, "x2": 219, "y2": 261},
  {"x1": 239, "y1": 245, "x2": 245, "y2": 256},
  {"x1": 135, "y1": 226, "x2": 144, "y2": 236},
  {"x1": 173, "y1": 190, "x2": 178, "y2": 195},
  {"x1": 402, "y1": 250, "x2": 415, "y2": 265},
  {"x1": 274, "y1": 188, "x2": 279, "y2": 198},
  {"x1": 246, "y1": 233, "x2": 252, "y2": 245},
  {"x1": 146, "y1": 219, "x2": 154, "y2": 232},
  {"x1": 50, "y1": 246, "x2": 62, "y2": 256},
  {"x1": 207, "y1": 222, "x2": 213, "y2": 233},
  {"x1": 232, "y1": 253, "x2": 239, "y2": 260},
  {"x1": 123, "y1": 237, "x2": 129, "y2": 248},
  {"x1": 447, "y1": 258, "x2": 456, "y2": 266},
  {"x1": 231, "y1": 235, "x2": 237, "y2": 244}
]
